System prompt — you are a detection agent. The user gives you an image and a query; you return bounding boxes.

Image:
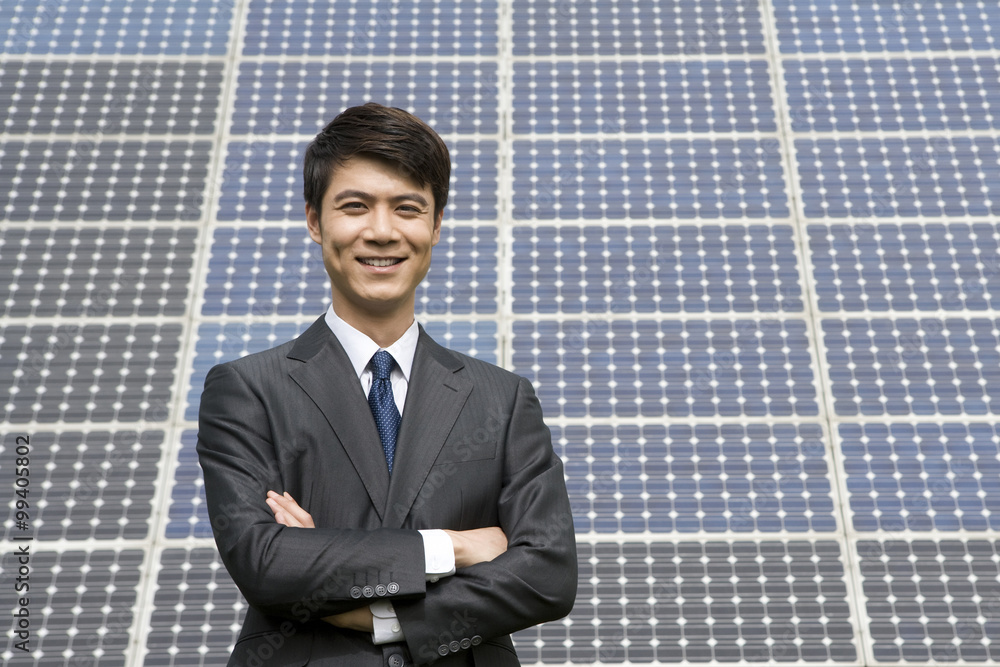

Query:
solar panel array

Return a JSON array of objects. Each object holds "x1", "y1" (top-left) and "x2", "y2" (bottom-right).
[{"x1": 2, "y1": 1, "x2": 1000, "y2": 665}]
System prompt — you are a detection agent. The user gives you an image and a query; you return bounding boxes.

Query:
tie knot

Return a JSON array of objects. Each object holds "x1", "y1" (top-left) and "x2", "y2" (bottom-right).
[{"x1": 370, "y1": 349, "x2": 396, "y2": 380}]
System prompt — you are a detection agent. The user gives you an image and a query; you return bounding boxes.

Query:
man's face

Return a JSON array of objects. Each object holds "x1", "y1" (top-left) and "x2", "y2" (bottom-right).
[{"x1": 306, "y1": 154, "x2": 442, "y2": 324}]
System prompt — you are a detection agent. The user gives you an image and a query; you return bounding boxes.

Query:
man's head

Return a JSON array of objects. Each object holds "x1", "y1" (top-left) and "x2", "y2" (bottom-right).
[
  {"x1": 303, "y1": 102, "x2": 451, "y2": 220},
  {"x1": 303, "y1": 103, "x2": 450, "y2": 342}
]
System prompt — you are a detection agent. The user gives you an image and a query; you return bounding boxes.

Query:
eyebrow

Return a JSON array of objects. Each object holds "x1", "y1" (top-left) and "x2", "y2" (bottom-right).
[{"x1": 332, "y1": 189, "x2": 429, "y2": 207}]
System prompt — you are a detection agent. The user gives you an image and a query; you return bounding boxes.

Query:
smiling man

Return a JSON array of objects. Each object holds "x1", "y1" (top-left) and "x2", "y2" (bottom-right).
[{"x1": 197, "y1": 103, "x2": 578, "y2": 667}]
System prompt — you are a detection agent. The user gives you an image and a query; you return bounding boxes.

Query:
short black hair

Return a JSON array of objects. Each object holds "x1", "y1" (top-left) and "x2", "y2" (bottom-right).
[{"x1": 303, "y1": 102, "x2": 451, "y2": 219}]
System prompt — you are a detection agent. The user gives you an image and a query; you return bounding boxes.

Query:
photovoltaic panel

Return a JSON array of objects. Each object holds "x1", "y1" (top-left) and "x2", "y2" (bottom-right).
[
  {"x1": 512, "y1": 60, "x2": 776, "y2": 134},
  {"x1": 0, "y1": 322, "x2": 182, "y2": 423},
  {"x1": 556, "y1": 422, "x2": 836, "y2": 534},
  {"x1": 796, "y1": 136, "x2": 1000, "y2": 218},
  {"x1": 809, "y1": 223, "x2": 1000, "y2": 312},
  {"x1": 241, "y1": 0, "x2": 499, "y2": 57},
  {"x1": 512, "y1": 541, "x2": 856, "y2": 664},
  {"x1": 0, "y1": 225, "x2": 197, "y2": 318},
  {"x1": 231, "y1": 62, "x2": 499, "y2": 135},
  {"x1": 511, "y1": 318, "x2": 818, "y2": 418},
  {"x1": 511, "y1": 224, "x2": 803, "y2": 314},
  {"x1": 144, "y1": 548, "x2": 246, "y2": 667},
  {"x1": 0, "y1": 61, "x2": 225, "y2": 135},
  {"x1": 0, "y1": 0, "x2": 233, "y2": 55},
  {"x1": 823, "y1": 318, "x2": 1000, "y2": 416},
  {"x1": 7, "y1": 0, "x2": 1000, "y2": 664},
  {"x1": 772, "y1": 1, "x2": 1000, "y2": 54},
  {"x1": 1, "y1": 431, "x2": 161, "y2": 542},
  {"x1": 0, "y1": 140, "x2": 212, "y2": 222},
  {"x1": 0, "y1": 549, "x2": 143, "y2": 666},
  {"x1": 857, "y1": 540, "x2": 1000, "y2": 663},
  {"x1": 512, "y1": 138, "x2": 789, "y2": 220},
  {"x1": 201, "y1": 225, "x2": 497, "y2": 318},
  {"x1": 511, "y1": 0, "x2": 767, "y2": 56},
  {"x1": 785, "y1": 57, "x2": 1000, "y2": 133},
  {"x1": 841, "y1": 422, "x2": 1000, "y2": 532},
  {"x1": 217, "y1": 140, "x2": 497, "y2": 221}
]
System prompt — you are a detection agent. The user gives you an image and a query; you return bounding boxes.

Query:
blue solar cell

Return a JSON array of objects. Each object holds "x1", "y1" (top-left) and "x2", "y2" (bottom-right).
[
  {"x1": 512, "y1": 224, "x2": 803, "y2": 314},
  {"x1": 231, "y1": 62, "x2": 499, "y2": 135},
  {"x1": 217, "y1": 140, "x2": 497, "y2": 221},
  {"x1": 859, "y1": 540, "x2": 1000, "y2": 662},
  {"x1": 786, "y1": 58, "x2": 1000, "y2": 132},
  {"x1": 0, "y1": 0, "x2": 232, "y2": 55},
  {"x1": 796, "y1": 137, "x2": 1000, "y2": 218},
  {"x1": 773, "y1": 1, "x2": 1000, "y2": 53},
  {"x1": 512, "y1": 0, "x2": 766, "y2": 56},
  {"x1": 184, "y1": 320, "x2": 498, "y2": 420},
  {"x1": 166, "y1": 430, "x2": 210, "y2": 538},
  {"x1": 512, "y1": 61, "x2": 776, "y2": 134},
  {"x1": 810, "y1": 223, "x2": 1000, "y2": 312},
  {"x1": 242, "y1": 0, "x2": 498, "y2": 57},
  {"x1": 823, "y1": 318, "x2": 1000, "y2": 416},
  {"x1": 511, "y1": 319, "x2": 818, "y2": 419},
  {"x1": 842, "y1": 423, "x2": 1000, "y2": 532},
  {"x1": 201, "y1": 226, "x2": 497, "y2": 317},
  {"x1": 513, "y1": 139, "x2": 789, "y2": 220},
  {"x1": 557, "y1": 422, "x2": 836, "y2": 534},
  {"x1": 0, "y1": 140, "x2": 210, "y2": 222}
]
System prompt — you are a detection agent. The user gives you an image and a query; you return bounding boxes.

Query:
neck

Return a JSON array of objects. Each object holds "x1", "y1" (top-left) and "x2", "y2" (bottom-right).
[{"x1": 331, "y1": 298, "x2": 414, "y2": 348}]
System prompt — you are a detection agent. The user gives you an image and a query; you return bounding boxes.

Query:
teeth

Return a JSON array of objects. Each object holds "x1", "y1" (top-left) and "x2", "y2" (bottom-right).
[{"x1": 361, "y1": 258, "x2": 399, "y2": 267}]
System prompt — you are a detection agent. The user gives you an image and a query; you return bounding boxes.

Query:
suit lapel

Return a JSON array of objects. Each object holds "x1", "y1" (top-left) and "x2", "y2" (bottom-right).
[
  {"x1": 384, "y1": 327, "x2": 472, "y2": 529},
  {"x1": 287, "y1": 317, "x2": 390, "y2": 520}
]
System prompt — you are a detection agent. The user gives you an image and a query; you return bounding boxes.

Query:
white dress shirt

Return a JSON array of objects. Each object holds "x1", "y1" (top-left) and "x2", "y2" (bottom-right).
[{"x1": 324, "y1": 305, "x2": 456, "y2": 644}]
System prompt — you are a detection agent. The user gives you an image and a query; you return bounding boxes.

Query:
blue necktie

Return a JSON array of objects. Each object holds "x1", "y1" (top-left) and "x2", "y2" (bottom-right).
[{"x1": 368, "y1": 350, "x2": 401, "y2": 474}]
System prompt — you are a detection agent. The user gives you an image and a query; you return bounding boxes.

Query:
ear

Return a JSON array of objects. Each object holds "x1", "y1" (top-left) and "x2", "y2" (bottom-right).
[
  {"x1": 431, "y1": 209, "x2": 443, "y2": 246},
  {"x1": 306, "y1": 203, "x2": 323, "y2": 244}
]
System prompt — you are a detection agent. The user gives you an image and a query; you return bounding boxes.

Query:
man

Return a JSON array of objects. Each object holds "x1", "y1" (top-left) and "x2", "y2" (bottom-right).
[{"x1": 197, "y1": 103, "x2": 578, "y2": 667}]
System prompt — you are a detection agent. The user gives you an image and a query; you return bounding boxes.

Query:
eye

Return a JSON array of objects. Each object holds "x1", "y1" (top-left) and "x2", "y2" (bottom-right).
[{"x1": 341, "y1": 202, "x2": 366, "y2": 210}]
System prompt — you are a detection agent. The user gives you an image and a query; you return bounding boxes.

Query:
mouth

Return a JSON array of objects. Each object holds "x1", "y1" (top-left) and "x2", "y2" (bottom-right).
[{"x1": 358, "y1": 257, "x2": 404, "y2": 267}]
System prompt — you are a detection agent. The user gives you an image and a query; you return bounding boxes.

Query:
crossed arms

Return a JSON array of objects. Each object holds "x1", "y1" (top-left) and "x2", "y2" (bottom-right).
[{"x1": 265, "y1": 491, "x2": 509, "y2": 632}]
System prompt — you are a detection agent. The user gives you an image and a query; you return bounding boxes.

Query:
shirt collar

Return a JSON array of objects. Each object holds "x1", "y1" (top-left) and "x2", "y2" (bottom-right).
[{"x1": 324, "y1": 305, "x2": 419, "y2": 382}]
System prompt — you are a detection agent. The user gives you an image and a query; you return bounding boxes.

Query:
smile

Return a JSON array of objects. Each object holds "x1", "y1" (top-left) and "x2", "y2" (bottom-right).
[{"x1": 358, "y1": 258, "x2": 404, "y2": 267}]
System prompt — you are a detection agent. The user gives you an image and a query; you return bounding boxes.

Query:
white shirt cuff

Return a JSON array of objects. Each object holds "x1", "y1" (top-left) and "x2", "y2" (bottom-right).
[
  {"x1": 370, "y1": 600, "x2": 404, "y2": 644},
  {"x1": 418, "y1": 529, "x2": 456, "y2": 582}
]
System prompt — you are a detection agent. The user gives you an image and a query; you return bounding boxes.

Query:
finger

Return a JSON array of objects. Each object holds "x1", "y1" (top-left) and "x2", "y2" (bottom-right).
[
  {"x1": 266, "y1": 491, "x2": 316, "y2": 528},
  {"x1": 266, "y1": 497, "x2": 304, "y2": 526}
]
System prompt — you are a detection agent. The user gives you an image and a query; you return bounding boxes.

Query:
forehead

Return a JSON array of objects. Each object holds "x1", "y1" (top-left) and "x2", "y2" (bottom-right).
[{"x1": 325, "y1": 154, "x2": 430, "y2": 196}]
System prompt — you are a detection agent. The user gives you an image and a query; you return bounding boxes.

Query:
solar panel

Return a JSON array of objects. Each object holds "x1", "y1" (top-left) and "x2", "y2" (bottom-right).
[{"x1": 5, "y1": 0, "x2": 998, "y2": 663}]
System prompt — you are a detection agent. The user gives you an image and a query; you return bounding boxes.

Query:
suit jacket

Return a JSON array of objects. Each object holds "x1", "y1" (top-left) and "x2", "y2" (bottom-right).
[{"x1": 196, "y1": 316, "x2": 578, "y2": 667}]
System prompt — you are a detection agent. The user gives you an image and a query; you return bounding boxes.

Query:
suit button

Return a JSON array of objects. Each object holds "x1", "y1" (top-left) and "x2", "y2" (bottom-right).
[
  {"x1": 460, "y1": 638, "x2": 471, "y2": 649},
  {"x1": 375, "y1": 584, "x2": 387, "y2": 596},
  {"x1": 387, "y1": 582, "x2": 400, "y2": 594},
  {"x1": 471, "y1": 635, "x2": 482, "y2": 646},
  {"x1": 449, "y1": 641, "x2": 460, "y2": 652},
  {"x1": 350, "y1": 586, "x2": 362, "y2": 599},
  {"x1": 362, "y1": 585, "x2": 375, "y2": 598},
  {"x1": 388, "y1": 654, "x2": 404, "y2": 667},
  {"x1": 437, "y1": 645, "x2": 449, "y2": 656}
]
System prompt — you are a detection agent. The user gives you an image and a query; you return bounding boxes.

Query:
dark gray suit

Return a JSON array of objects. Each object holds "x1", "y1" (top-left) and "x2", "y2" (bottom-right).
[{"x1": 197, "y1": 316, "x2": 577, "y2": 666}]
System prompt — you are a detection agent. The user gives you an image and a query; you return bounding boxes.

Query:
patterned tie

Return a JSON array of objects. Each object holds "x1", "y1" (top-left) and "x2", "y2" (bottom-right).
[{"x1": 368, "y1": 350, "x2": 401, "y2": 474}]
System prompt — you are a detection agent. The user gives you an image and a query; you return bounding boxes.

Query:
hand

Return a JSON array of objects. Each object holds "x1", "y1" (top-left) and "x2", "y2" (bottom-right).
[
  {"x1": 322, "y1": 606, "x2": 374, "y2": 632},
  {"x1": 443, "y1": 527, "x2": 508, "y2": 568},
  {"x1": 266, "y1": 490, "x2": 315, "y2": 528}
]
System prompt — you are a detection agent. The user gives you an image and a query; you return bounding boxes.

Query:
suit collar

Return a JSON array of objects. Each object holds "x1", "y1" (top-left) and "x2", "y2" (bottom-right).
[
  {"x1": 287, "y1": 318, "x2": 472, "y2": 527},
  {"x1": 384, "y1": 328, "x2": 472, "y2": 528},
  {"x1": 287, "y1": 316, "x2": 391, "y2": 519}
]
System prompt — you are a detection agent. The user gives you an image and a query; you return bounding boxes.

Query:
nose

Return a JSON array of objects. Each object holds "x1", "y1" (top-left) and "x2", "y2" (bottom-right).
[{"x1": 365, "y1": 205, "x2": 397, "y2": 243}]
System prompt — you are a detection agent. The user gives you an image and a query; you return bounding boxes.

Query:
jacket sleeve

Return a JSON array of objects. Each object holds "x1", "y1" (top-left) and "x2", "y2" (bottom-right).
[
  {"x1": 196, "y1": 361, "x2": 428, "y2": 621},
  {"x1": 391, "y1": 376, "x2": 579, "y2": 664}
]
